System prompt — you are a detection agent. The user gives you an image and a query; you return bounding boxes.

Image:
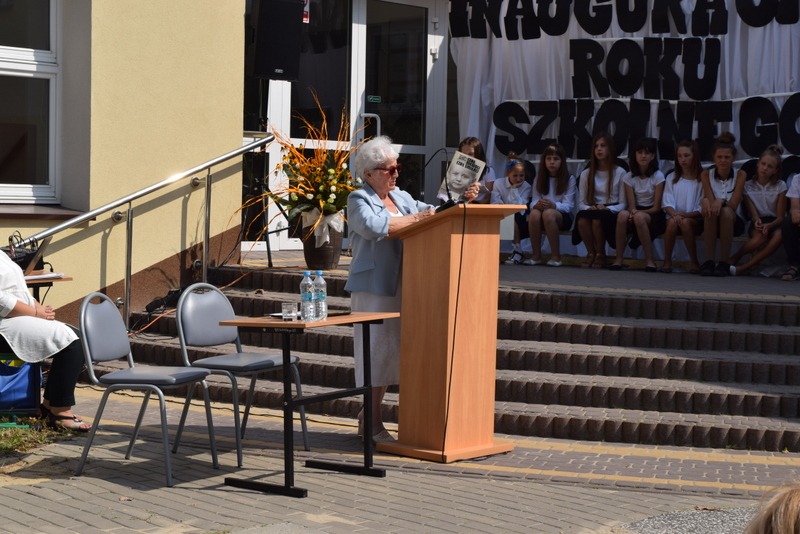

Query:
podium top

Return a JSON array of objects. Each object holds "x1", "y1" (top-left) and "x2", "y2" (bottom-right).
[{"x1": 390, "y1": 203, "x2": 525, "y2": 241}]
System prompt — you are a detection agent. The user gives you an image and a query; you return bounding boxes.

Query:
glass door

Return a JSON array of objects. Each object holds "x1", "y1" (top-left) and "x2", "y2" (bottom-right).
[{"x1": 352, "y1": 0, "x2": 448, "y2": 202}]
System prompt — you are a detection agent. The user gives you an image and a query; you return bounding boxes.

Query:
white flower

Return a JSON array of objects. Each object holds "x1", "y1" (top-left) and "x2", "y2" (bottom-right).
[
  {"x1": 306, "y1": 193, "x2": 314, "y2": 200},
  {"x1": 342, "y1": 163, "x2": 348, "y2": 170},
  {"x1": 355, "y1": 177, "x2": 363, "y2": 184},
  {"x1": 330, "y1": 186, "x2": 337, "y2": 192},
  {"x1": 328, "y1": 194, "x2": 336, "y2": 201}
]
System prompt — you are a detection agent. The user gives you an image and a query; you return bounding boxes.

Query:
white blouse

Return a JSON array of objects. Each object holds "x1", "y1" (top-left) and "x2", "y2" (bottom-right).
[
  {"x1": 744, "y1": 179, "x2": 787, "y2": 218},
  {"x1": 622, "y1": 171, "x2": 666, "y2": 207},
  {"x1": 577, "y1": 166, "x2": 627, "y2": 212},
  {"x1": 0, "y1": 252, "x2": 77, "y2": 362},
  {"x1": 529, "y1": 175, "x2": 577, "y2": 214},
  {"x1": 662, "y1": 174, "x2": 703, "y2": 217}
]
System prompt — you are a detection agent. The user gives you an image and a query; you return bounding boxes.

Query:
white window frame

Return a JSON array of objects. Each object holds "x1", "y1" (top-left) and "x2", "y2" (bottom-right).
[{"x1": 0, "y1": 0, "x2": 59, "y2": 203}]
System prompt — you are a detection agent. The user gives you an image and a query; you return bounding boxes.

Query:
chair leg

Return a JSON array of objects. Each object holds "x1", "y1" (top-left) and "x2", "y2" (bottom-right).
[
  {"x1": 241, "y1": 375, "x2": 257, "y2": 439},
  {"x1": 227, "y1": 373, "x2": 243, "y2": 468},
  {"x1": 75, "y1": 390, "x2": 112, "y2": 476},
  {"x1": 172, "y1": 383, "x2": 197, "y2": 454},
  {"x1": 126, "y1": 391, "x2": 152, "y2": 459},
  {"x1": 291, "y1": 363, "x2": 310, "y2": 451},
  {"x1": 200, "y1": 380, "x2": 219, "y2": 469},
  {"x1": 153, "y1": 388, "x2": 174, "y2": 487}
]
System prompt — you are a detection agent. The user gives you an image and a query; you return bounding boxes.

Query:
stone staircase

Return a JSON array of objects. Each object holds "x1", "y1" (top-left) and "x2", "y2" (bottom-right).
[{"x1": 125, "y1": 265, "x2": 800, "y2": 452}]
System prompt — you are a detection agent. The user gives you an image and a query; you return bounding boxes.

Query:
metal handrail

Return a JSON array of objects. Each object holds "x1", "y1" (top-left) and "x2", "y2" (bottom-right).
[
  {"x1": 10, "y1": 134, "x2": 275, "y2": 326},
  {"x1": 12, "y1": 134, "x2": 274, "y2": 248}
]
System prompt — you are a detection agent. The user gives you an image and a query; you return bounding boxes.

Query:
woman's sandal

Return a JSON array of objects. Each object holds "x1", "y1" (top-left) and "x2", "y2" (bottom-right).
[
  {"x1": 591, "y1": 255, "x2": 607, "y2": 269},
  {"x1": 781, "y1": 266, "x2": 800, "y2": 281},
  {"x1": 580, "y1": 254, "x2": 596, "y2": 268},
  {"x1": 47, "y1": 412, "x2": 91, "y2": 433}
]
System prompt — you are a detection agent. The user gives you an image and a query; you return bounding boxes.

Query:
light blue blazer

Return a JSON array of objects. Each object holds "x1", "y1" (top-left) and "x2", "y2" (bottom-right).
[{"x1": 345, "y1": 183, "x2": 434, "y2": 297}]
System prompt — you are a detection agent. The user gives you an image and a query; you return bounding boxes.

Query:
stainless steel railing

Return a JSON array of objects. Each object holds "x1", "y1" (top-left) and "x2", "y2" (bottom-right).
[{"x1": 9, "y1": 134, "x2": 274, "y2": 327}]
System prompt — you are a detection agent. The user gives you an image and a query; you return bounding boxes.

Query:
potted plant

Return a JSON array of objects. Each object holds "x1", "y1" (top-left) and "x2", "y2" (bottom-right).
[{"x1": 243, "y1": 93, "x2": 359, "y2": 269}]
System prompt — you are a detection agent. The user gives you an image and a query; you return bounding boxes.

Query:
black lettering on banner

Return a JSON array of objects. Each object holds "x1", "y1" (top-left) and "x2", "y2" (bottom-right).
[
  {"x1": 570, "y1": 39, "x2": 610, "y2": 98},
  {"x1": 526, "y1": 100, "x2": 559, "y2": 154},
  {"x1": 692, "y1": 0, "x2": 729, "y2": 37},
  {"x1": 493, "y1": 102, "x2": 531, "y2": 154},
  {"x1": 643, "y1": 38, "x2": 682, "y2": 100},
  {"x1": 695, "y1": 100, "x2": 733, "y2": 157},
  {"x1": 776, "y1": 0, "x2": 800, "y2": 24},
  {"x1": 593, "y1": 99, "x2": 631, "y2": 153},
  {"x1": 682, "y1": 37, "x2": 720, "y2": 101},
  {"x1": 656, "y1": 100, "x2": 696, "y2": 159},
  {"x1": 628, "y1": 99, "x2": 653, "y2": 145},
  {"x1": 449, "y1": 0, "x2": 470, "y2": 37},
  {"x1": 606, "y1": 39, "x2": 644, "y2": 97},
  {"x1": 557, "y1": 99, "x2": 595, "y2": 157},
  {"x1": 505, "y1": 0, "x2": 540, "y2": 40},
  {"x1": 780, "y1": 93, "x2": 800, "y2": 154},
  {"x1": 537, "y1": 0, "x2": 571, "y2": 35},
  {"x1": 651, "y1": 0, "x2": 688, "y2": 34},
  {"x1": 616, "y1": 0, "x2": 648, "y2": 32},
  {"x1": 736, "y1": 0, "x2": 799, "y2": 27},
  {"x1": 574, "y1": 0, "x2": 613, "y2": 36},
  {"x1": 739, "y1": 97, "x2": 780, "y2": 155}
]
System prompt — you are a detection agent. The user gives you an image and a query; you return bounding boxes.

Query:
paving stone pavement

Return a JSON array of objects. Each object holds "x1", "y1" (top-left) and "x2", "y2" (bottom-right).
[{"x1": 2, "y1": 384, "x2": 798, "y2": 533}]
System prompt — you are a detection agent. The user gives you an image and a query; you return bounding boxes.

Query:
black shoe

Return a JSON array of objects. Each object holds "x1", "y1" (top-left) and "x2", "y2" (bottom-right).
[
  {"x1": 699, "y1": 260, "x2": 716, "y2": 276},
  {"x1": 714, "y1": 261, "x2": 731, "y2": 277}
]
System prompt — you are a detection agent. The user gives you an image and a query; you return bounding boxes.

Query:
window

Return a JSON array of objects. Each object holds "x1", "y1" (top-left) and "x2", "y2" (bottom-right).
[{"x1": 0, "y1": 0, "x2": 57, "y2": 203}]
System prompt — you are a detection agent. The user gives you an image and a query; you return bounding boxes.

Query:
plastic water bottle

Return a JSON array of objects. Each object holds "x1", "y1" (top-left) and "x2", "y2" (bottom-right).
[
  {"x1": 299, "y1": 270, "x2": 316, "y2": 321},
  {"x1": 313, "y1": 270, "x2": 328, "y2": 321}
]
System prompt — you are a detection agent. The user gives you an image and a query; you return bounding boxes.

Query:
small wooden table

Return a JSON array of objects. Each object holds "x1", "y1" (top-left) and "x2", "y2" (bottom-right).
[
  {"x1": 219, "y1": 311, "x2": 399, "y2": 498},
  {"x1": 25, "y1": 271, "x2": 72, "y2": 301}
]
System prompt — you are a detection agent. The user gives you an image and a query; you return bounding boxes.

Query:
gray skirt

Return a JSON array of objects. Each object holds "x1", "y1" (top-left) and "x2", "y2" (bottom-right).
[{"x1": 351, "y1": 288, "x2": 401, "y2": 387}]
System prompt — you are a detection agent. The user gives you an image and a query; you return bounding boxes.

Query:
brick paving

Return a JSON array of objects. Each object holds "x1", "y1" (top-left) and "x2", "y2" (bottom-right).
[
  {"x1": 3, "y1": 383, "x2": 797, "y2": 533},
  {"x1": 4, "y1": 251, "x2": 799, "y2": 532}
]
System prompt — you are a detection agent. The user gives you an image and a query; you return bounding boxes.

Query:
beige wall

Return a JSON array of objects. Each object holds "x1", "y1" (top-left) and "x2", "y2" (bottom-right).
[{"x1": 1, "y1": 0, "x2": 246, "y2": 312}]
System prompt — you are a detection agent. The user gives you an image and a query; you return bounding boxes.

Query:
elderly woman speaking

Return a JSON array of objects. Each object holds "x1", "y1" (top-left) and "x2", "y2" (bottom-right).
[{"x1": 345, "y1": 136, "x2": 479, "y2": 442}]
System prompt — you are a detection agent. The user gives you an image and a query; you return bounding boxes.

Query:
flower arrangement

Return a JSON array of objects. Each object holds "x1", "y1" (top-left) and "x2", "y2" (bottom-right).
[{"x1": 244, "y1": 91, "x2": 359, "y2": 245}]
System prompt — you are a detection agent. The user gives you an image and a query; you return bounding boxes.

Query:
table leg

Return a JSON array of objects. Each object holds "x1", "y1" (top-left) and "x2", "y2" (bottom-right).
[{"x1": 225, "y1": 330, "x2": 308, "y2": 497}]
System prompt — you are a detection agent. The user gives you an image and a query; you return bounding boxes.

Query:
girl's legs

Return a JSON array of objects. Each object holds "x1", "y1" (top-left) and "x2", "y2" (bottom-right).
[
  {"x1": 731, "y1": 231, "x2": 763, "y2": 265},
  {"x1": 612, "y1": 211, "x2": 630, "y2": 266},
  {"x1": 542, "y1": 209, "x2": 563, "y2": 260},
  {"x1": 662, "y1": 218, "x2": 678, "y2": 270},
  {"x1": 528, "y1": 209, "x2": 544, "y2": 261},
  {"x1": 591, "y1": 220, "x2": 606, "y2": 267},
  {"x1": 632, "y1": 211, "x2": 655, "y2": 268},
  {"x1": 737, "y1": 230, "x2": 782, "y2": 274},
  {"x1": 718, "y1": 206, "x2": 737, "y2": 263},
  {"x1": 577, "y1": 216, "x2": 596, "y2": 265},
  {"x1": 702, "y1": 214, "x2": 719, "y2": 274},
  {"x1": 681, "y1": 219, "x2": 702, "y2": 271}
]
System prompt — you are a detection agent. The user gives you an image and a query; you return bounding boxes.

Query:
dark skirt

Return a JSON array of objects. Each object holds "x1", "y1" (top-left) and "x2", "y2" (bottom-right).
[
  {"x1": 628, "y1": 207, "x2": 667, "y2": 249},
  {"x1": 572, "y1": 209, "x2": 619, "y2": 248}
]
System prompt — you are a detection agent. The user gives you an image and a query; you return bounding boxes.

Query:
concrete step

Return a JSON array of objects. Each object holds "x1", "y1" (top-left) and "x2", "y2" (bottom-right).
[
  {"x1": 211, "y1": 265, "x2": 800, "y2": 326},
  {"x1": 497, "y1": 339, "x2": 800, "y2": 385},
  {"x1": 498, "y1": 311, "x2": 800, "y2": 354},
  {"x1": 495, "y1": 369, "x2": 800, "y2": 418},
  {"x1": 495, "y1": 401, "x2": 800, "y2": 452}
]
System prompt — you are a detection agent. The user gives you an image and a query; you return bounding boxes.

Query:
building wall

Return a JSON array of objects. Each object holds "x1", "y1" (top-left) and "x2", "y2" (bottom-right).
[{"x1": 0, "y1": 0, "x2": 246, "y2": 317}]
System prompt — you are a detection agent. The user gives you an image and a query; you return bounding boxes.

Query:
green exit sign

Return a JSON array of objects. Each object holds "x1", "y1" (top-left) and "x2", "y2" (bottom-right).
[{"x1": 367, "y1": 95, "x2": 382, "y2": 103}]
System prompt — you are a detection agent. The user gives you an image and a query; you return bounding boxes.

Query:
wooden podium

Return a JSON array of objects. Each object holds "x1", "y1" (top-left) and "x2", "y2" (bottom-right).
[{"x1": 376, "y1": 203, "x2": 524, "y2": 462}]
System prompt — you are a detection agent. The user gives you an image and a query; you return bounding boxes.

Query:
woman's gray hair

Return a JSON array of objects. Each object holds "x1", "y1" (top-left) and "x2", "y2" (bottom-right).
[{"x1": 354, "y1": 136, "x2": 398, "y2": 179}]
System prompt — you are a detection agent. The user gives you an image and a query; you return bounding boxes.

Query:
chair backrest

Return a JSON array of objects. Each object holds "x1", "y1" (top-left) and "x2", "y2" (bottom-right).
[
  {"x1": 176, "y1": 283, "x2": 239, "y2": 356},
  {"x1": 79, "y1": 292, "x2": 134, "y2": 384}
]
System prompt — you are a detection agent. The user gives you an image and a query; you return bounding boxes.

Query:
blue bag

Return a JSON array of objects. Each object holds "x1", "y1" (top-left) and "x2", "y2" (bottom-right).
[{"x1": 0, "y1": 360, "x2": 41, "y2": 413}]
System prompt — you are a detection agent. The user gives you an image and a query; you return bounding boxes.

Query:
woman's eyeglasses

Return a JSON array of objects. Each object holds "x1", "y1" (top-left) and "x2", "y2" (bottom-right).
[{"x1": 375, "y1": 164, "x2": 402, "y2": 175}]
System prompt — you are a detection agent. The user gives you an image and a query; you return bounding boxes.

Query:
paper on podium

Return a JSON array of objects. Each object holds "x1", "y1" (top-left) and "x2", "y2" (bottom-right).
[{"x1": 24, "y1": 272, "x2": 64, "y2": 281}]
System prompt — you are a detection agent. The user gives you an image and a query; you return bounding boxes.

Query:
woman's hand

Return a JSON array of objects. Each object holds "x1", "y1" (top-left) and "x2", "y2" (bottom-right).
[
  {"x1": 462, "y1": 183, "x2": 481, "y2": 202},
  {"x1": 34, "y1": 302, "x2": 55, "y2": 320}
]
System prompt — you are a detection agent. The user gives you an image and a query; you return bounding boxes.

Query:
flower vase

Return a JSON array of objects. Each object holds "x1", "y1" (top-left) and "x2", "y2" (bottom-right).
[{"x1": 301, "y1": 210, "x2": 345, "y2": 270}]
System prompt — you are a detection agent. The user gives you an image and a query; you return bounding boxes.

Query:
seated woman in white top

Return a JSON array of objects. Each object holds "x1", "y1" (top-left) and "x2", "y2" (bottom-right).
[{"x1": 661, "y1": 140, "x2": 705, "y2": 273}]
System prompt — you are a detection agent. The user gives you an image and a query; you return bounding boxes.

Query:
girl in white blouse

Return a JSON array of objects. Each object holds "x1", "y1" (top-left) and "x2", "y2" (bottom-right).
[
  {"x1": 699, "y1": 132, "x2": 747, "y2": 276},
  {"x1": 610, "y1": 138, "x2": 665, "y2": 271},
  {"x1": 573, "y1": 132, "x2": 627, "y2": 269},
  {"x1": 661, "y1": 140, "x2": 704, "y2": 273},
  {"x1": 729, "y1": 145, "x2": 787, "y2": 275},
  {"x1": 527, "y1": 144, "x2": 576, "y2": 266}
]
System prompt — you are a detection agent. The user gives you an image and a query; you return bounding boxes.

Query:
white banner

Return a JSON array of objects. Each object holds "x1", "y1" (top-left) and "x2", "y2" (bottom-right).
[{"x1": 450, "y1": 0, "x2": 800, "y2": 171}]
